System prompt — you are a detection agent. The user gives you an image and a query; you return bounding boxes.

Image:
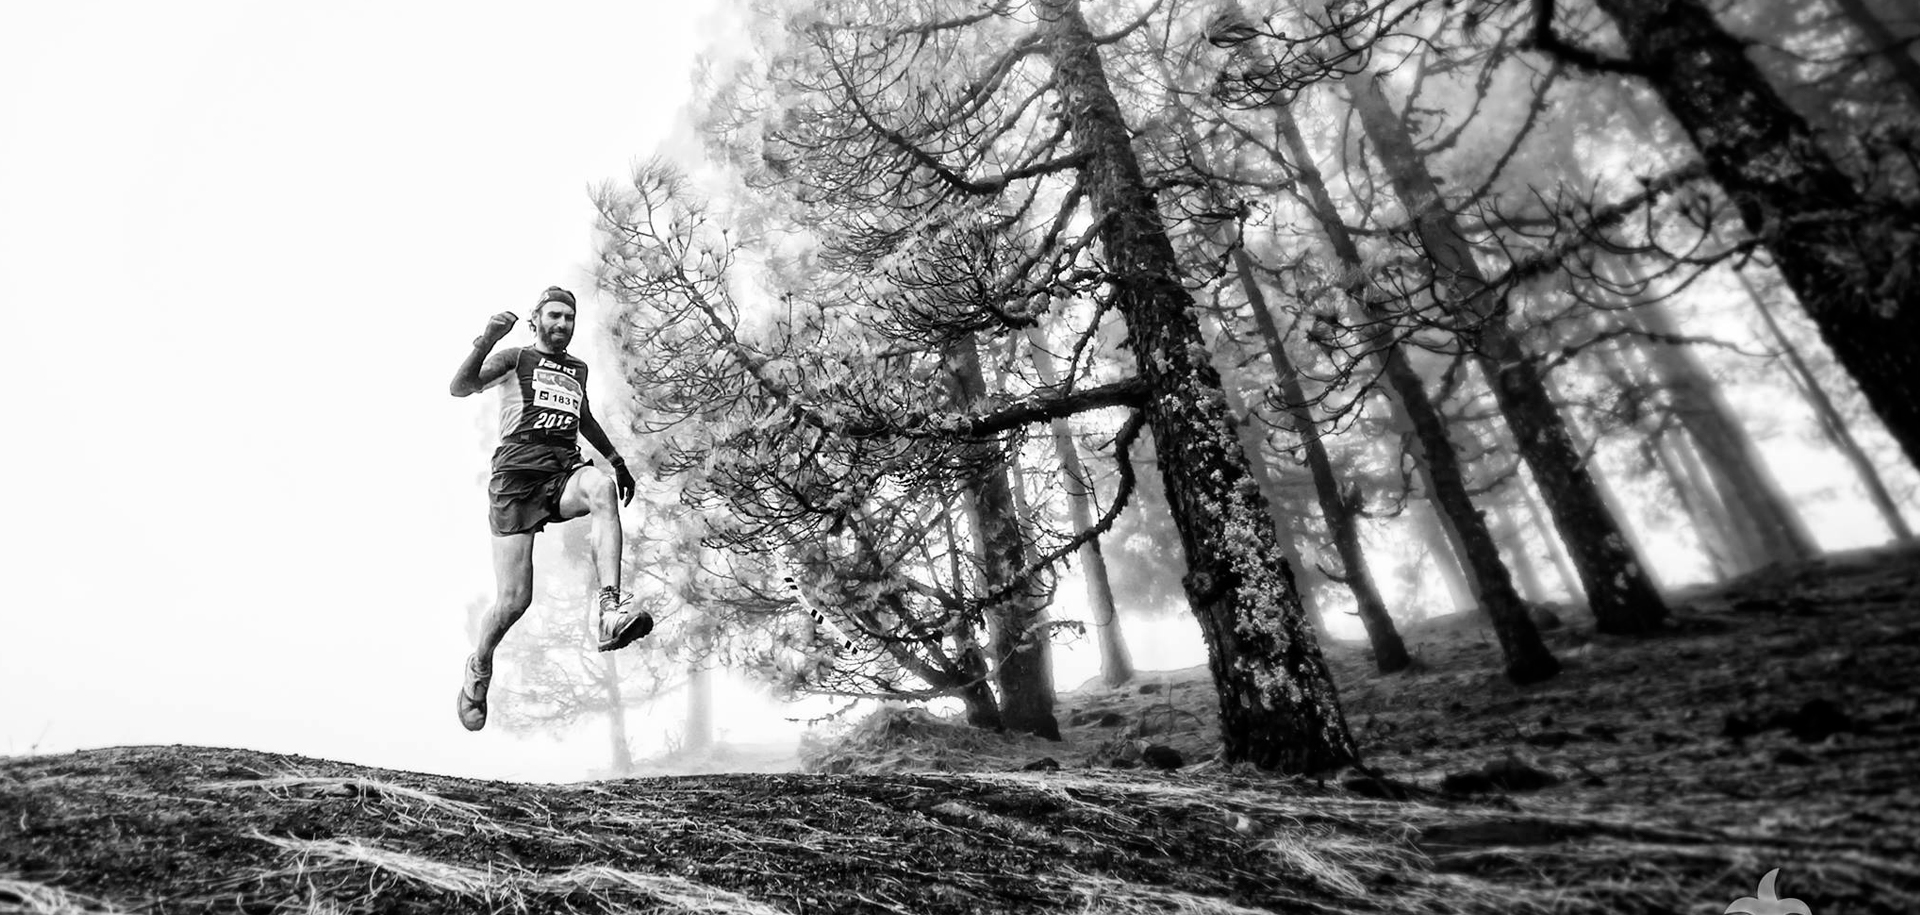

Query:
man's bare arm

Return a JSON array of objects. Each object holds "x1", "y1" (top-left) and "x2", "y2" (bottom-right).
[
  {"x1": 451, "y1": 312, "x2": 520, "y2": 397},
  {"x1": 579, "y1": 402, "x2": 620, "y2": 462}
]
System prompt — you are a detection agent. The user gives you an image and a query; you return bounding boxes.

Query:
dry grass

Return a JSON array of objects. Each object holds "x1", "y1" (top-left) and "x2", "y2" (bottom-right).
[
  {"x1": 0, "y1": 879, "x2": 124, "y2": 915},
  {"x1": 252, "y1": 834, "x2": 798, "y2": 915},
  {"x1": 3, "y1": 546, "x2": 1916, "y2": 914}
]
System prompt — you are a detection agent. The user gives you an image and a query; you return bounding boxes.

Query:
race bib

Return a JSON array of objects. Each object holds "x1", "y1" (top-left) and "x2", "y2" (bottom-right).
[{"x1": 532, "y1": 367, "x2": 583, "y2": 417}]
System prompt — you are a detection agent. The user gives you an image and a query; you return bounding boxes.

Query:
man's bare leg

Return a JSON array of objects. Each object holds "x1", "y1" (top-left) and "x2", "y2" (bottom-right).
[
  {"x1": 559, "y1": 465, "x2": 651, "y2": 649},
  {"x1": 459, "y1": 532, "x2": 535, "y2": 731},
  {"x1": 477, "y1": 532, "x2": 538, "y2": 664},
  {"x1": 557, "y1": 465, "x2": 621, "y2": 590}
]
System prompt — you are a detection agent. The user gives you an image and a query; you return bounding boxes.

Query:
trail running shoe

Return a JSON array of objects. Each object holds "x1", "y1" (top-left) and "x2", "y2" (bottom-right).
[
  {"x1": 457, "y1": 654, "x2": 491, "y2": 732},
  {"x1": 596, "y1": 586, "x2": 653, "y2": 652}
]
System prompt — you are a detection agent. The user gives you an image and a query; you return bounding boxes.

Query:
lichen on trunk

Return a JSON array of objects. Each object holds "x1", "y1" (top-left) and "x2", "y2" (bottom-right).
[{"x1": 1036, "y1": 0, "x2": 1357, "y2": 772}]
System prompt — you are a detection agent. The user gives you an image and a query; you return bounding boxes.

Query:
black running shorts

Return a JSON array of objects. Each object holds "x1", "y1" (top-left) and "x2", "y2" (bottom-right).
[{"x1": 488, "y1": 442, "x2": 590, "y2": 537}]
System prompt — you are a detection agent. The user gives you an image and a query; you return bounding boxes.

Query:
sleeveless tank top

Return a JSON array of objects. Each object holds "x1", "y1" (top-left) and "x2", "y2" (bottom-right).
[{"x1": 487, "y1": 347, "x2": 589, "y2": 446}]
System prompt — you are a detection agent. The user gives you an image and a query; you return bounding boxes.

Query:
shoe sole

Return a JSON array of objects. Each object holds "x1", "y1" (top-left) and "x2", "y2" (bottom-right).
[{"x1": 597, "y1": 612, "x2": 654, "y2": 653}]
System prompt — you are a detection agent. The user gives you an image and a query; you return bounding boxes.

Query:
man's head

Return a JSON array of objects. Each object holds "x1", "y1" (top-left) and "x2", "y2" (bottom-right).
[{"x1": 528, "y1": 286, "x2": 577, "y2": 353}]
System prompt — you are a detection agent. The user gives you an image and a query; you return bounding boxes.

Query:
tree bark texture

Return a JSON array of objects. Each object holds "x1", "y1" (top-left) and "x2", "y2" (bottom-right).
[
  {"x1": 1039, "y1": 0, "x2": 1357, "y2": 772},
  {"x1": 1027, "y1": 332, "x2": 1136, "y2": 686},
  {"x1": 1274, "y1": 98, "x2": 1557, "y2": 680},
  {"x1": 1231, "y1": 251, "x2": 1411, "y2": 673},
  {"x1": 948, "y1": 340, "x2": 1059, "y2": 740},
  {"x1": 1592, "y1": 0, "x2": 1920, "y2": 470},
  {"x1": 1382, "y1": 344, "x2": 1562, "y2": 681},
  {"x1": 1206, "y1": 333, "x2": 1331, "y2": 633},
  {"x1": 1348, "y1": 71, "x2": 1668, "y2": 635}
]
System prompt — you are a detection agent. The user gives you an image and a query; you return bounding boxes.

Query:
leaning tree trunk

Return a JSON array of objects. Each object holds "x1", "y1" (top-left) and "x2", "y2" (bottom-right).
[
  {"x1": 1218, "y1": 380, "x2": 1330, "y2": 632},
  {"x1": 1348, "y1": 71, "x2": 1668, "y2": 635},
  {"x1": 1739, "y1": 272, "x2": 1916, "y2": 542},
  {"x1": 1616, "y1": 271, "x2": 1820, "y2": 564},
  {"x1": 1159, "y1": 82, "x2": 1334, "y2": 633},
  {"x1": 1411, "y1": 495, "x2": 1479, "y2": 612},
  {"x1": 1655, "y1": 429, "x2": 1749, "y2": 576},
  {"x1": 1027, "y1": 332, "x2": 1136, "y2": 686},
  {"x1": 1517, "y1": 474, "x2": 1586, "y2": 601},
  {"x1": 1588, "y1": 307, "x2": 1779, "y2": 574},
  {"x1": 948, "y1": 340, "x2": 1059, "y2": 740},
  {"x1": 1039, "y1": 0, "x2": 1357, "y2": 772},
  {"x1": 1272, "y1": 98, "x2": 1558, "y2": 682},
  {"x1": 1381, "y1": 397, "x2": 1483, "y2": 614},
  {"x1": 1589, "y1": 0, "x2": 1920, "y2": 470},
  {"x1": 1231, "y1": 251, "x2": 1412, "y2": 673},
  {"x1": 931, "y1": 509, "x2": 1009, "y2": 731},
  {"x1": 1492, "y1": 501, "x2": 1552, "y2": 604}
]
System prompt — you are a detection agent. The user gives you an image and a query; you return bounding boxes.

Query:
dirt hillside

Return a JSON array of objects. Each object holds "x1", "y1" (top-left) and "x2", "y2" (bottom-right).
[{"x1": 4, "y1": 545, "x2": 1917, "y2": 914}]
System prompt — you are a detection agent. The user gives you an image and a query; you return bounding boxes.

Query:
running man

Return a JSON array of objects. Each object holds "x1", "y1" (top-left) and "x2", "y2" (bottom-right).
[{"x1": 448, "y1": 286, "x2": 653, "y2": 731}]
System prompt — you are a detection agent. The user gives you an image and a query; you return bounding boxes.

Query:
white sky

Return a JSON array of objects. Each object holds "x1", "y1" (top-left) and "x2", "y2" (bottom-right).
[
  {"x1": 2, "y1": 2, "x2": 1910, "y2": 784},
  {"x1": 0, "y1": 1, "x2": 747, "y2": 780}
]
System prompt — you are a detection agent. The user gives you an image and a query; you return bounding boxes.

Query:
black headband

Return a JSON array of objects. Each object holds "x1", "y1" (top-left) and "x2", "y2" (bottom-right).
[{"x1": 538, "y1": 286, "x2": 577, "y2": 309}]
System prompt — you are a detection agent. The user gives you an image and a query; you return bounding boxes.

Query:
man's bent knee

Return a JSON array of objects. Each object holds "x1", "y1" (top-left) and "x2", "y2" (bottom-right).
[{"x1": 559, "y1": 466, "x2": 616, "y2": 520}]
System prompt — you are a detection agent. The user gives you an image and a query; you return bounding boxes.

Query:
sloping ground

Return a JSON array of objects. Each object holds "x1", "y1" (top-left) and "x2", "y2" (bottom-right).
[{"x1": 4, "y1": 545, "x2": 1918, "y2": 914}]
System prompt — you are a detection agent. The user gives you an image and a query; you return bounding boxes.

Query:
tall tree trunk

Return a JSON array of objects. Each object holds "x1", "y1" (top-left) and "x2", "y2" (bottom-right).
[
  {"x1": 1270, "y1": 96, "x2": 1555, "y2": 681},
  {"x1": 932, "y1": 509, "x2": 1010, "y2": 731},
  {"x1": 1158, "y1": 74, "x2": 1331, "y2": 634},
  {"x1": 1348, "y1": 71, "x2": 1668, "y2": 635},
  {"x1": 948, "y1": 340, "x2": 1059, "y2": 740},
  {"x1": 601, "y1": 653, "x2": 634, "y2": 776},
  {"x1": 1828, "y1": 0, "x2": 1920, "y2": 108},
  {"x1": 1588, "y1": 306, "x2": 1780, "y2": 573},
  {"x1": 685, "y1": 658, "x2": 713, "y2": 753},
  {"x1": 1231, "y1": 252, "x2": 1411, "y2": 673},
  {"x1": 1740, "y1": 272, "x2": 1916, "y2": 542},
  {"x1": 1026, "y1": 332, "x2": 1136, "y2": 686},
  {"x1": 1517, "y1": 473, "x2": 1586, "y2": 601},
  {"x1": 1040, "y1": 0, "x2": 1356, "y2": 772},
  {"x1": 1655, "y1": 429, "x2": 1745, "y2": 577},
  {"x1": 1588, "y1": 0, "x2": 1920, "y2": 469},
  {"x1": 1207, "y1": 338, "x2": 1330, "y2": 633},
  {"x1": 1236, "y1": 395, "x2": 1330, "y2": 629},
  {"x1": 1493, "y1": 501, "x2": 1552, "y2": 604},
  {"x1": 1380, "y1": 395, "x2": 1483, "y2": 613},
  {"x1": 586, "y1": 561, "x2": 636, "y2": 775},
  {"x1": 1384, "y1": 345, "x2": 1561, "y2": 680},
  {"x1": 1411, "y1": 495, "x2": 1478, "y2": 612},
  {"x1": 1617, "y1": 274, "x2": 1821, "y2": 563}
]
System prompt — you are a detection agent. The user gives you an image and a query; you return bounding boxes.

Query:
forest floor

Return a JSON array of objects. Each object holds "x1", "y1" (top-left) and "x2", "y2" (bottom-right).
[{"x1": 4, "y1": 544, "x2": 1918, "y2": 914}]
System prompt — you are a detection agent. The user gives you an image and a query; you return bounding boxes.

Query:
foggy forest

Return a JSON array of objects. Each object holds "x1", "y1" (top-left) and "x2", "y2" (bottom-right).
[{"x1": 6, "y1": 0, "x2": 1918, "y2": 911}]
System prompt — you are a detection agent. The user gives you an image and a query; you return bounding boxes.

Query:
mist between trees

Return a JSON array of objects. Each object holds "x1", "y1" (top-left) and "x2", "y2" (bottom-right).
[{"x1": 501, "y1": 0, "x2": 1918, "y2": 776}]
